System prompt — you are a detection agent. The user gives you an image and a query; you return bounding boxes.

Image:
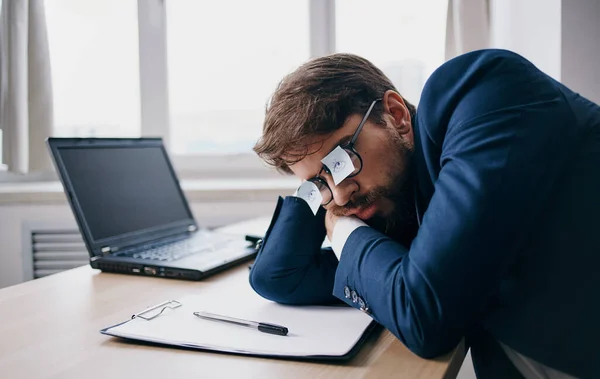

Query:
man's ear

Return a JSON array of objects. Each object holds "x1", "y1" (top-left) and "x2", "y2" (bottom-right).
[{"x1": 382, "y1": 90, "x2": 411, "y2": 136}]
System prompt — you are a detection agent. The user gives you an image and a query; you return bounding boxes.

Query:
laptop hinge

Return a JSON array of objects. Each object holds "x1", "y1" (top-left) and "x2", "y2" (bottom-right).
[{"x1": 100, "y1": 246, "x2": 112, "y2": 256}]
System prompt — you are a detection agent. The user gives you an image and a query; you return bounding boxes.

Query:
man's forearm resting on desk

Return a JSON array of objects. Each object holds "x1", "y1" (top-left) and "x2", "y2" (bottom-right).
[
  {"x1": 249, "y1": 195, "x2": 458, "y2": 359},
  {"x1": 249, "y1": 196, "x2": 340, "y2": 306}
]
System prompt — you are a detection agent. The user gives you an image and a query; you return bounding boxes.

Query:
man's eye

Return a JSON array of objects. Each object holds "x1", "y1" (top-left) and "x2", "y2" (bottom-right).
[{"x1": 333, "y1": 160, "x2": 346, "y2": 173}]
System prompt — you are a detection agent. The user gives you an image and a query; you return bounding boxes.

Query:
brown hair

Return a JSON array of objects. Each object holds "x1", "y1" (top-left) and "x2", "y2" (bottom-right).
[{"x1": 253, "y1": 53, "x2": 416, "y2": 174}]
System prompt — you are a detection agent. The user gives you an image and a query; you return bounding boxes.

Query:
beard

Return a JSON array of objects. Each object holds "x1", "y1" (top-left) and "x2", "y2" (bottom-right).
[
  {"x1": 330, "y1": 134, "x2": 419, "y2": 247},
  {"x1": 364, "y1": 168, "x2": 418, "y2": 246}
]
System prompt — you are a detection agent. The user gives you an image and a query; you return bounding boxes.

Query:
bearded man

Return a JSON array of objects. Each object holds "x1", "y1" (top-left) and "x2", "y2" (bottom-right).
[{"x1": 249, "y1": 49, "x2": 600, "y2": 379}]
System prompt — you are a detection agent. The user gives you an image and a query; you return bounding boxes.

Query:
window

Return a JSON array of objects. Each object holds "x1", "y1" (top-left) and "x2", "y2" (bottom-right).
[
  {"x1": 336, "y1": 0, "x2": 448, "y2": 105},
  {"x1": 45, "y1": 0, "x2": 141, "y2": 138},
  {"x1": 166, "y1": 1, "x2": 310, "y2": 155},
  {"x1": 38, "y1": 0, "x2": 447, "y2": 179}
]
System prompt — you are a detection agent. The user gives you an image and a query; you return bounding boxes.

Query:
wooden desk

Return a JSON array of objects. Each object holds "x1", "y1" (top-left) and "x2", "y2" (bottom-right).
[{"x1": 0, "y1": 222, "x2": 465, "y2": 379}]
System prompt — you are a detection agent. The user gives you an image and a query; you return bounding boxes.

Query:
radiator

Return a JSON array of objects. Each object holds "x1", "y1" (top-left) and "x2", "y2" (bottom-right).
[{"x1": 22, "y1": 222, "x2": 88, "y2": 280}]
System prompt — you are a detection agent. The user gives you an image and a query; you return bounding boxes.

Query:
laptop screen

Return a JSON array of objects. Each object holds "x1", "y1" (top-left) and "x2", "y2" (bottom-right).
[{"x1": 57, "y1": 145, "x2": 194, "y2": 242}]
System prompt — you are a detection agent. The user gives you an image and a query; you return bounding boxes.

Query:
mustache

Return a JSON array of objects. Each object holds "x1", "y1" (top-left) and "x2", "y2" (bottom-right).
[{"x1": 329, "y1": 188, "x2": 386, "y2": 217}]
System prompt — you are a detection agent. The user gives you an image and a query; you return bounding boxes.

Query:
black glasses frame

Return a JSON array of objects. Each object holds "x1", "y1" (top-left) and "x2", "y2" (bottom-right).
[{"x1": 306, "y1": 99, "x2": 382, "y2": 206}]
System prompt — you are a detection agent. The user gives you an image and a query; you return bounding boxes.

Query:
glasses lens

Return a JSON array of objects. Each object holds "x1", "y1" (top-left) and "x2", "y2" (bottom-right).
[
  {"x1": 344, "y1": 148, "x2": 362, "y2": 177},
  {"x1": 311, "y1": 178, "x2": 332, "y2": 205}
]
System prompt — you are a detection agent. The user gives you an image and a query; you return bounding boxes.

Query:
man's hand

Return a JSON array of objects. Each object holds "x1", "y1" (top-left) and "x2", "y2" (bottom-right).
[{"x1": 325, "y1": 210, "x2": 341, "y2": 242}]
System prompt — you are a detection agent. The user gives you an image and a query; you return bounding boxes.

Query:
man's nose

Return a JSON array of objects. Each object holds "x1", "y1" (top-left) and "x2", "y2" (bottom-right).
[{"x1": 330, "y1": 179, "x2": 359, "y2": 207}]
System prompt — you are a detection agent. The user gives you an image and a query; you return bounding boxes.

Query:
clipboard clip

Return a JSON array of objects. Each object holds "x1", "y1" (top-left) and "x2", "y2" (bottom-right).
[{"x1": 132, "y1": 300, "x2": 182, "y2": 321}]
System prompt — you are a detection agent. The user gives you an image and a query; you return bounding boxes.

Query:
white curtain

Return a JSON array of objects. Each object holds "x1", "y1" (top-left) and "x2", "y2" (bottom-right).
[
  {"x1": 445, "y1": 0, "x2": 491, "y2": 61},
  {"x1": 0, "y1": 0, "x2": 53, "y2": 174}
]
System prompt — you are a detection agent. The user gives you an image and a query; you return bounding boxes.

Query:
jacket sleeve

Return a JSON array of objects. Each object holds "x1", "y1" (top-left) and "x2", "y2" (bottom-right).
[
  {"x1": 249, "y1": 196, "x2": 340, "y2": 305},
  {"x1": 333, "y1": 93, "x2": 577, "y2": 358}
]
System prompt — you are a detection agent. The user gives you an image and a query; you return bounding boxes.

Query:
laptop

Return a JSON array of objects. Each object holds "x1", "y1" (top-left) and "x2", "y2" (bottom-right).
[{"x1": 47, "y1": 137, "x2": 258, "y2": 280}]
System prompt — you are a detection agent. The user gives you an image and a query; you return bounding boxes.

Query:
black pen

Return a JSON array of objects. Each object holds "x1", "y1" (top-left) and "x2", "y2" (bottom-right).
[{"x1": 193, "y1": 311, "x2": 288, "y2": 336}]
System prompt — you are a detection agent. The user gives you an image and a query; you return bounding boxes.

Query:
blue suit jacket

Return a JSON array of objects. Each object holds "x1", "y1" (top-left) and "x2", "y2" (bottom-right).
[{"x1": 249, "y1": 49, "x2": 600, "y2": 378}]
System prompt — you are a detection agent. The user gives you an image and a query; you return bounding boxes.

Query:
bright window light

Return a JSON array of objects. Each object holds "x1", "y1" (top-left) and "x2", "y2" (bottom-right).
[
  {"x1": 45, "y1": 0, "x2": 141, "y2": 138},
  {"x1": 336, "y1": 0, "x2": 448, "y2": 105},
  {"x1": 165, "y1": 0, "x2": 310, "y2": 155}
]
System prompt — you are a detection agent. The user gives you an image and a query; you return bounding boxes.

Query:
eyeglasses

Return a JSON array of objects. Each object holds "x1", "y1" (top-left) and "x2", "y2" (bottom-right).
[{"x1": 297, "y1": 99, "x2": 381, "y2": 208}]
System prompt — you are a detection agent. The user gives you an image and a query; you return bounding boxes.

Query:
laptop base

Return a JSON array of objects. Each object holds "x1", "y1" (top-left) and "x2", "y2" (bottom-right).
[{"x1": 91, "y1": 253, "x2": 256, "y2": 281}]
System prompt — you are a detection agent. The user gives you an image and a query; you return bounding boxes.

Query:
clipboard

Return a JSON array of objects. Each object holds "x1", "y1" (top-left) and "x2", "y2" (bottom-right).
[{"x1": 101, "y1": 294, "x2": 378, "y2": 360}]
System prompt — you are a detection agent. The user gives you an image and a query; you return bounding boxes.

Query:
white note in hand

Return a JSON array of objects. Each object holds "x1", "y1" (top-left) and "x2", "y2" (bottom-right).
[{"x1": 296, "y1": 181, "x2": 323, "y2": 215}]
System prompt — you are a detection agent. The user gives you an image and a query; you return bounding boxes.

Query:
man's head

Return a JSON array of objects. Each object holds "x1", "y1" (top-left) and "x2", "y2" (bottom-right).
[{"x1": 254, "y1": 53, "x2": 418, "y2": 237}]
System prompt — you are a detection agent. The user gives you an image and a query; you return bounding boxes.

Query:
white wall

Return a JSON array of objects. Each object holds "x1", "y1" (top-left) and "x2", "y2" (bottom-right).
[
  {"x1": 561, "y1": 0, "x2": 600, "y2": 104},
  {"x1": 489, "y1": 0, "x2": 562, "y2": 80}
]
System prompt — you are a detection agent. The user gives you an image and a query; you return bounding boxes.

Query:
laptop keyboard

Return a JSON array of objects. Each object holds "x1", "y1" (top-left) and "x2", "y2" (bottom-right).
[{"x1": 121, "y1": 232, "x2": 245, "y2": 262}]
